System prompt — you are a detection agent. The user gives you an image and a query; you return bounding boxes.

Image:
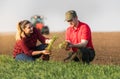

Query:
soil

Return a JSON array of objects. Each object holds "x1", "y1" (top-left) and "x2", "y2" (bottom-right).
[
  {"x1": 0, "y1": 32, "x2": 120, "y2": 65},
  {"x1": 48, "y1": 32, "x2": 120, "y2": 65}
]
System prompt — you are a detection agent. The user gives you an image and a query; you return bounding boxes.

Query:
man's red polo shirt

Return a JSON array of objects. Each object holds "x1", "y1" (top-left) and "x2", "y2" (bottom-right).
[{"x1": 65, "y1": 21, "x2": 94, "y2": 52}]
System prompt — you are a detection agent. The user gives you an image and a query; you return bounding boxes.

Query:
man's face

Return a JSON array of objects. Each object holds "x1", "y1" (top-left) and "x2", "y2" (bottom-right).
[{"x1": 67, "y1": 17, "x2": 78, "y2": 27}]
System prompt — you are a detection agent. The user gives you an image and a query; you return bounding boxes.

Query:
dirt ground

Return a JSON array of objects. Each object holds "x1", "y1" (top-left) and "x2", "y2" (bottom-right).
[{"x1": 0, "y1": 32, "x2": 120, "y2": 65}]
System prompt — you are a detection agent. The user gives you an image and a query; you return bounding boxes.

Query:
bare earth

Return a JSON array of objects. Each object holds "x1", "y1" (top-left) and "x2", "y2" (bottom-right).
[{"x1": 0, "y1": 32, "x2": 120, "y2": 65}]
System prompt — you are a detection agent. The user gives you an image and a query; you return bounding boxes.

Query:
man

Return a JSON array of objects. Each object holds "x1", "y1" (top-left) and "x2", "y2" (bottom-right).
[{"x1": 64, "y1": 10, "x2": 95, "y2": 64}]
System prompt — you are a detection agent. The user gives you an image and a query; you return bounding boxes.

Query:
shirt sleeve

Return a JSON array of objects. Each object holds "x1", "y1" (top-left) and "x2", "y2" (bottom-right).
[
  {"x1": 81, "y1": 25, "x2": 91, "y2": 40},
  {"x1": 20, "y1": 40, "x2": 33, "y2": 56},
  {"x1": 35, "y1": 28, "x2": 46, "y2": 44}
]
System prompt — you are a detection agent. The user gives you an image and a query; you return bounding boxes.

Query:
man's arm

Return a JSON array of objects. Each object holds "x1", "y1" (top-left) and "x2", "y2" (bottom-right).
[{"x1": 68, "y1": 39, "x2": 88, "y2": 48}]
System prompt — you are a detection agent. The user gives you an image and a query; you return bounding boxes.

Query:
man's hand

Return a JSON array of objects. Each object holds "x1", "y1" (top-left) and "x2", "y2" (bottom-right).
[
  {"x1": 58, "y1": 41, "x2": 71, "y2": 50},
  {"x1": 67, "y1": 43, "x2": 73, "y2": 48},
  {"x1": 65, "y1": 42, "x2": 72, "y2": 50}
]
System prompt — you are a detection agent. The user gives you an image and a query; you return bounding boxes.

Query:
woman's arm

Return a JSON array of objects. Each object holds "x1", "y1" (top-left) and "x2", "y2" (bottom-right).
[
  {"x1": 35, "y1": 28, "x2": 46, "y2": 44},
  {"x1": 32, "y1": 50, "x2": 50, "y2": 56},
  {"x1": 20, "y1": 39, "x2": 49, "y2": 56}
]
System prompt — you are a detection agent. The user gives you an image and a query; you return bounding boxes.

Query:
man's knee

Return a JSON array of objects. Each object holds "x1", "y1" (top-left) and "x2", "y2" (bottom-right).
[
  {"x1": 89, "y1": 49, "x2": 95, "y2": 61},
  {"x1": 80, "y1": 47, "x2": 95, "y2": 63}
]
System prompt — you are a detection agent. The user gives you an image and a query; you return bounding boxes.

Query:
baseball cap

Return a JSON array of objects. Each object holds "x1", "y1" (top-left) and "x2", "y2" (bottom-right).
[{"x1": 65, "y1": 10, "x2": 77, "y2": 21}]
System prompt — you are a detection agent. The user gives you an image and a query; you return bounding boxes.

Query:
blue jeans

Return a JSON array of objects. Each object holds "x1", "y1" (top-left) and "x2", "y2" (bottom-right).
[
  {"x1": 15, "y1": 53, "x2": 35, "y2": 61},
  {"x1": 15, "y1": 44, "x2": 48, "y2": 61}
]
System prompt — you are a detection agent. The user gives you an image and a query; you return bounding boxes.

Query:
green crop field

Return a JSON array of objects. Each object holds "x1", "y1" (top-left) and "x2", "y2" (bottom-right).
[
  {"x1": 0, "y1": 32, "x2": 120, "y2": 79},
  {"x1": 0, "y1": 55, "x2": 120, "y2": 79}
]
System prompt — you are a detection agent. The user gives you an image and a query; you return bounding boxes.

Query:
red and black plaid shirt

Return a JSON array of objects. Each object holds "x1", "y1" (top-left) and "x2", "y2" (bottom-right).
[{"x1": 13, "y1": 28, "x2": 46, "y2": 58}]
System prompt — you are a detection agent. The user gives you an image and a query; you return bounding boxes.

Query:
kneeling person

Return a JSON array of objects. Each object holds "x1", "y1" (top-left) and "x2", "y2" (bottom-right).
[
  {"x1": 13, "y1": 20, "x2": 51, "y2": 61},
  {"x1": 64, "y1": 10, "x2": 95, "y2": 64}
]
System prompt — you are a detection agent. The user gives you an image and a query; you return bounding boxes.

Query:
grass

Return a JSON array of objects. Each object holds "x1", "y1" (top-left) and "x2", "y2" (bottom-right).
[{"x1": 0, "y1": 55, "x2": 120, "y2": 79}]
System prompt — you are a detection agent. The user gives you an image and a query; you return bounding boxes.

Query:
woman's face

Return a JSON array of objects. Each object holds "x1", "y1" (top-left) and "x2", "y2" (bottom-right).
[{"x1": 23, "y1": 23, "x2": 33, "y2": 35}]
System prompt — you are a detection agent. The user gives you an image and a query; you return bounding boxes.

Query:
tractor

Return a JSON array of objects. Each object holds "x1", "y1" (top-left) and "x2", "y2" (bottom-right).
[{"x1": 31, "y1": 15, "x2": 49, "y2": 35}]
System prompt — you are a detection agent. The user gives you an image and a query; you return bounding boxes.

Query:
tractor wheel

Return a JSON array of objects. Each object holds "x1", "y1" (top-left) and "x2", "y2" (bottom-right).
[{"x1": 41, "y1": 26, "x2": 49, "y2": 35}]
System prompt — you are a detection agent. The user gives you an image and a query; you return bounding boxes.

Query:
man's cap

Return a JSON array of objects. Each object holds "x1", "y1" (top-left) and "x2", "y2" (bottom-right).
[{"x1": 65, "y1": 10, "x2": 77, "y2": 21}]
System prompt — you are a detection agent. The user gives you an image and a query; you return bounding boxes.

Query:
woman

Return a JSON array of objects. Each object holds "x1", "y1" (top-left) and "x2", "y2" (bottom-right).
[{"x1": 13, "y1": 20, "x2": 51, "y2": 61}]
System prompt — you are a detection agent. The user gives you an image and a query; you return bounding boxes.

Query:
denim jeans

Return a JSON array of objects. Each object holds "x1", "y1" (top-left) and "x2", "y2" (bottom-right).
[
  {"x1": 15, "y1": 53, "x2": 35, "y2": 61},
  {"x1": 15, "y1": 44, "x2": 48, "y2": 61}
]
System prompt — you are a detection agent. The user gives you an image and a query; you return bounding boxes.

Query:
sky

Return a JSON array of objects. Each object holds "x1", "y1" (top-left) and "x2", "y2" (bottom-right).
[{"x1": 0, "y1": 0, "x2": 120, "y2": 32}]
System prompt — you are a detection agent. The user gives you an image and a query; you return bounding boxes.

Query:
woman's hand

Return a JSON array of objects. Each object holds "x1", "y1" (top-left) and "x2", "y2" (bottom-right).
[
  {"x1": 42, "y1": 50, "x2": 50, "y2": 55},
  {"x1": 45, "y1": 39, "x2": 52, "y2": 44}
]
